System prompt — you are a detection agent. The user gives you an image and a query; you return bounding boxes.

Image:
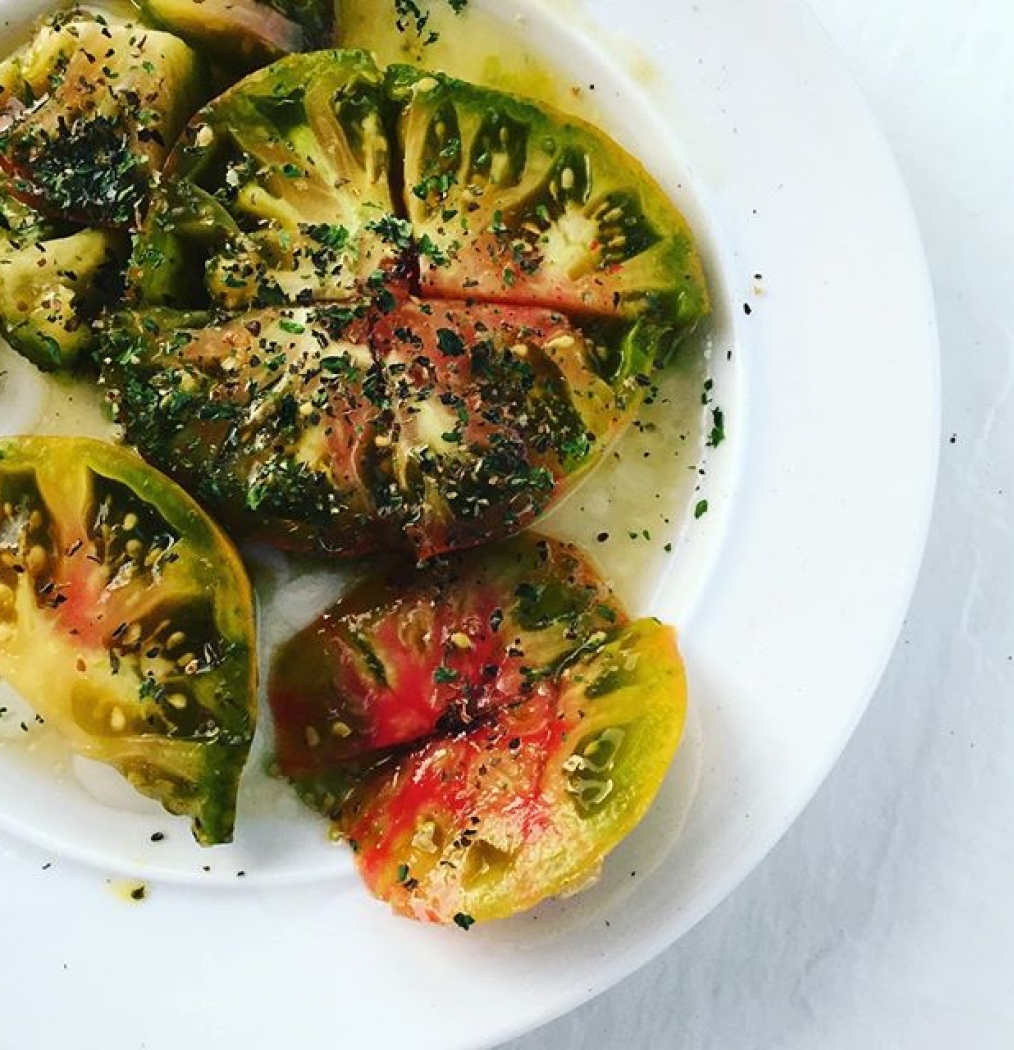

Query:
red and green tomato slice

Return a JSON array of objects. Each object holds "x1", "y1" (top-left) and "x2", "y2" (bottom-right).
[
  {"x1": 341, "y1": 618, "x2": 685, "y2": 924},
  {"x1": 269, "y1": 533, "x2": 686, "y2": 924},
  {"x1": 270, "y1": 533, "x2": 627, "y2": 776},
  {"x1": 390, "y1": 66, "x2": 709, "y2": 360},
  {"x1": 0, "y1": 437, "x2": 257, "y2": 845},
  {"x1": 103, "y1": 299, "x2": 630, "y2": 559}
]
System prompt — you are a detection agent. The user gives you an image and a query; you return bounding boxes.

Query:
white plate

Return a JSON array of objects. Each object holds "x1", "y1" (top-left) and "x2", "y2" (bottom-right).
[{"x1": 0, "y1": 1, "x2": 938, "y2": 1047}]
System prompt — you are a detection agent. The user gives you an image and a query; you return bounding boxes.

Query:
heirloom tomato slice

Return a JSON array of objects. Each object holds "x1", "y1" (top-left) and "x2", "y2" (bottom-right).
[
  {"x1": 390, "y1": 67, "x2": 709, "y2": 363},
  {"x1": 142, "y1": 50, "x2": 407, "y2": 311},
  {"x1": 269, "y1": 533, "x2": 627, "y2": 781},
  {"x1": 103, "y1": 305, "x2": 385, "y2": 556},
  {"x1": 0, "y1": 438, "x2": 256, "y2": 844},
  {"x1": 339, "y1": 618, "x2": 685, "y2": 924},
  {"x1": 0, "y1": 7, "x2": 206, "y2": 228},
  {"x1": 269, "y1": 532, "x2": 686, "y2": 924},
  {"x1": 102, "y1": 299, "x2": 636, "y2": 559},
  {"x1": 369, "y1": 299, "x2": 634, "y2": 560}
]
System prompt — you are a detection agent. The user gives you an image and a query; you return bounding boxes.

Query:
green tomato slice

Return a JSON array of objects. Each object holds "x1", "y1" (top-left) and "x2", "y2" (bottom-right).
[
  {"x1": 0, "y1": 437, "x2": 257, "y2": 845},
  {"x1": 102, "y1": 298, "x2": 635, "y2": 559},
  {"x1": 390, "y1": 66, "x2": 709, "y2": 364},
  {"x1": 0, "y1": 7, "x2": 207, "y2": 228},
  {"x1": 337, "y1": 617, "x2": 686, "y2": 924},
  {"x1": 137, "y1": 50, "x2": 405, "y2": 312}
]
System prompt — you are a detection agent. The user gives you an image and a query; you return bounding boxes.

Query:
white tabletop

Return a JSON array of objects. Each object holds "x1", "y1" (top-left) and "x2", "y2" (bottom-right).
[{"x1": 504, "y1": 1, "x2": 1014, "y2": 1046}]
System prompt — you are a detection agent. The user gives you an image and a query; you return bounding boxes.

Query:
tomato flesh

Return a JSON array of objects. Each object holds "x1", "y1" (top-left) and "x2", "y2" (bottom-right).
[
  {"x1": 0, "y1": 438, "x2": 257, "y2": 845},
  {"x1": 270, "y1": 533, "x2": 626, "y2": 777},
  {"x1": 339, "y1": 618, "x2": 686, "y2": 924}
]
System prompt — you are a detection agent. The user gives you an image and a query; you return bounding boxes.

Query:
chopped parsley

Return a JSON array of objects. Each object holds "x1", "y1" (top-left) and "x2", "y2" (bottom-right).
[
  {"x1": 436, "y1": 328, "x2": 466, "y2": 357},
  {"x1": 394, "y1": 0, "x2": 469, "y2": 44},
  {"x1": 307, "y1": 224, "x2": 351, "y2": 251},
  {"x1": 707, "y1": 407, "x2": 726, "y2": 448}
]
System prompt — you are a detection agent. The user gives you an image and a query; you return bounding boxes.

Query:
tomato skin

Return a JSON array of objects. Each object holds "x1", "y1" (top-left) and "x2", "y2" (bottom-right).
[
  {"x1": 269, "y1": 533, "x2": 626, "y2": 779},
  {"x1": 0, "y1": 437, "x2": 257, "y2": 845}
]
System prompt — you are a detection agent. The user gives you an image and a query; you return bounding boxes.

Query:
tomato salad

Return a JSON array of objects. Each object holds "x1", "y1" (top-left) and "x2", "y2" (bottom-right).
[{"x1": 0, "y1": 1, "x2": 708, "y2": 925}]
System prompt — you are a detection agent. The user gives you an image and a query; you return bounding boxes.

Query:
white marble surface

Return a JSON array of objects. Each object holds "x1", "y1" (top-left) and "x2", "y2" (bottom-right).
[{"x1": 504, "y1": 1, "x2": 1014, "y2": 1046}]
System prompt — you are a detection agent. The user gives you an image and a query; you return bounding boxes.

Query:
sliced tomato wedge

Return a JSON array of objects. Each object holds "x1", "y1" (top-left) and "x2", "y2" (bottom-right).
[
  {"x1": 268, "y1": 532, "x2": 686, "y2": 924},
  {"x1": 339, "y1": 618, "x2": 685, "y2": 924},
  {"x1": 144, "y1": 50, "x2": 408, "y2": 312},
  {"x1": 104, "y1": 299, "x2": 636, "y2": 559},
  {"x1": 389, "y1": 67, "x2": 710, "y2": 362},
  {"x1": 0, "y1": 437, "x2": 257, "y2": 844},
  {"x1": 370, "y1": 299, "x2": 633, "y2": 559},
  {"x1": 269, "y1": 533, "x2": 627, "y2": 778},
  {"x1": 0, "y1": 8, "x2": 207, "y2": 228}
]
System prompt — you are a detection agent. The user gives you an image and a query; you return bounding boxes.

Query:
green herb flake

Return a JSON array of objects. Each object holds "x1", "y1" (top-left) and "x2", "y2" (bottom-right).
[
  {"x1": 436, "y1": 328, "x2": 466, "y2": 357},
  {"x1": 308, "y1": 224, "x2": 350, "y2": 251},
  {"x1": 707, "y1": 407, "x2": 726, "y2": 448}
]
